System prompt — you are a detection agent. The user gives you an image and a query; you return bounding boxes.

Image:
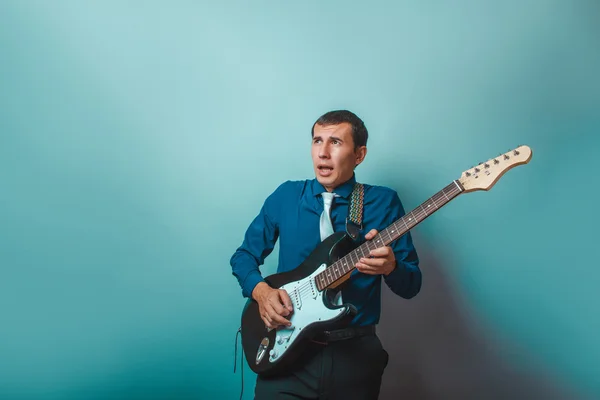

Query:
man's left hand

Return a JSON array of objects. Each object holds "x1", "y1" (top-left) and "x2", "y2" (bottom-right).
[{"x1": 355, "y1": 229, "x2": 396, "y2": 276}]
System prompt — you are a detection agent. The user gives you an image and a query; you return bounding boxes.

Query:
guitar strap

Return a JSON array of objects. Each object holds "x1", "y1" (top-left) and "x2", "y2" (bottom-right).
[{"x1": 345, "y1": 182, "x2": 364, "y2": 240}]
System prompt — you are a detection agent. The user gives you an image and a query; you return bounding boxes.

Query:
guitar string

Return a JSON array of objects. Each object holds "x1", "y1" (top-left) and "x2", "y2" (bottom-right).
[
  {"x1": 281, "y1": 167, "x2": 511, "y2": 299},
  {"x1": 292, "y1": 184, "x2": 460, "y2": 297},
  {"x1": 291, "y1": 185, "x2": 461, "y2": 299}
]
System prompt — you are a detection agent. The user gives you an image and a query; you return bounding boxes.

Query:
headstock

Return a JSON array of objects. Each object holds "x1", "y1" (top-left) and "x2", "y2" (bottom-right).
[{"x1": 459, "y1": 145, "x2": 532, "y2": 192}]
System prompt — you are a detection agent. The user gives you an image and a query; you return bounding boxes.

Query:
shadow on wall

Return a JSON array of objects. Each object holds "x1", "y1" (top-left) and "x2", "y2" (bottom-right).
[{"x1": 378, "y1": 236, "x2": 580, "y2": 400}]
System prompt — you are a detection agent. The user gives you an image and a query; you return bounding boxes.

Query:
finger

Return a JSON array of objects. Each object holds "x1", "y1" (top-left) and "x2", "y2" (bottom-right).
[
  {"x1": 360, "y1": 257, "x2": 386, "y2": 267},
  {"x1": 269, "y1": 296, "x2": 289, "y2": 317},
  {"x1": 356, "y1": 262, "x2": 374, "y2": 271},
  {"x1": 356, "y1": 263, "x2": 378, "y2": 275},
  {"x1": 263, "y1": 305, "x2": 275, "y2": 323},
  {"x1": 269, "y1": 310, "x2": 291, "y2": 327},
  {"x1": 261, "y1": 310, "x2": 273, "y2": 328},
  {"x1": 278, "y1": 290, "x2": 294, "y2": 313},
  {"x1": 264, "y1": 319, "x2": 273, "y2": 329},
  {"x1": 364, "y1": 229, "x2": 378, "y2": 240},
  {"x1": 369, "y1": 246, "x2": 392, "y2": 257},
  {"x1": 264, "y1": 303, "x2": 290, "y2": 327}
]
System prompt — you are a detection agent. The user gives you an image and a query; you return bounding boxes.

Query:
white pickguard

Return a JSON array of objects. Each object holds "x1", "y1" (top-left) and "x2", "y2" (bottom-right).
[{"x1": 266, "y1": 264, "x2": 345, "y2": 363}]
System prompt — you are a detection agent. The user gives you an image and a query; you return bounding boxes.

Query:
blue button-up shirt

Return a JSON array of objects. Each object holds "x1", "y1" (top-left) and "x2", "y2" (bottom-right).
[{"x1": 230, "y1": 174, "x2": 421, "y2": 326}]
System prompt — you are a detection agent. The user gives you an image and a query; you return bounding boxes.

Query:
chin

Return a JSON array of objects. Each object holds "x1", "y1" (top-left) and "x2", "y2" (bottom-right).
[{"x1": 316, "y1": 175, "x2": 336, "y2": 188}]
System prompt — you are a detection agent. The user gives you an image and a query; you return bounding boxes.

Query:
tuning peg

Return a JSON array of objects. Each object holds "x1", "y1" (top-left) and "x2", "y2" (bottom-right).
[
  {"x1": 484, "y1": 163, "x2": 490, "y2": 168},
  {"x1": 474, "y1": 167, "x2": 480, "y2": 173},
  {"x1": 493, "y1": 159, "x2": 499, "y2": 164},
  {"x1": 465, "y1": 171, "x2": 471, "y2": 177},
  {"x1": 504, "y1": 154, "x2": 510, "y2": 160},
  {"x1": 513, "y1": 150, "x2": 520, "y2": 156}
]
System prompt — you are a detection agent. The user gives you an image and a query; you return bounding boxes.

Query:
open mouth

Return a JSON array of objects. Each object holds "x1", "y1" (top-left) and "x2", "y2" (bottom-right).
[{"x1": 317, "y1": 165, "x2": 334, "y2": 176}]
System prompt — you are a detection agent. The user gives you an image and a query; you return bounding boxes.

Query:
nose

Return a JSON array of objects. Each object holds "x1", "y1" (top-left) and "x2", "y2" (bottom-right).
[{"x1": 319, "y1": 142, "x2": 330, "y2": 159}]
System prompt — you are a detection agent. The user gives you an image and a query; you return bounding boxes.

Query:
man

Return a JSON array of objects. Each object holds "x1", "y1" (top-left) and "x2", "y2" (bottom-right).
[{"x1": 230, "y1": 110, "x2": 421, "y2": 399}]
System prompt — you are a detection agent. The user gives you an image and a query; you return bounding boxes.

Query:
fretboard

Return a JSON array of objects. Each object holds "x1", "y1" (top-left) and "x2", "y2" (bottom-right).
[{"x1": 315, "y1": 180, "x2": 464, "y2": 291}]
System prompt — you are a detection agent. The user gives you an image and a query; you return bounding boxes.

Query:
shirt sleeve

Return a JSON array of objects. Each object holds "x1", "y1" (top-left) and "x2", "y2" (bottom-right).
[
  {"x1": 229, "y1": 183, "x2": 283, "y2": 298},
  {"x1": 382, "y1": 191, "x2": 422, "y2": 299}
]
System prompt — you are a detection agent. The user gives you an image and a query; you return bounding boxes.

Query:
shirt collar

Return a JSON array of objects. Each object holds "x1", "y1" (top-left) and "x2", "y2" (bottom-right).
[{"x1": 310, "y1": 174, "x2": 356, "y2": 199}]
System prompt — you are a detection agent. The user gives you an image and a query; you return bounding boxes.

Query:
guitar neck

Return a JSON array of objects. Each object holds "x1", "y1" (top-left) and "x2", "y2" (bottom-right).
[{"x1": 315, "y1": 180, "x2": 465, "y2": 291}]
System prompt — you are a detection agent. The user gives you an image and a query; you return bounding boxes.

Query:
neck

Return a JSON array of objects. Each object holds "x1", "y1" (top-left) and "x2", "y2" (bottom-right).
[{"x1": 318, "y1": 174, "x2": 355, "y2": 193}]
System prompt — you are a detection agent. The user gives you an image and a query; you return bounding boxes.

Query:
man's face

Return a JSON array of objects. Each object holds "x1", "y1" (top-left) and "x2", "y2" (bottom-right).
[{"x1": 311, "y1": 122, "x2": 366, "y2": 192}]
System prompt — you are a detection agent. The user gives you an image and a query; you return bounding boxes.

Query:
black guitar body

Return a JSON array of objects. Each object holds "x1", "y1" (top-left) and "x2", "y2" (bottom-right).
[{"x1": 240, "y1": 231, "x2": 358, "y2": 377}]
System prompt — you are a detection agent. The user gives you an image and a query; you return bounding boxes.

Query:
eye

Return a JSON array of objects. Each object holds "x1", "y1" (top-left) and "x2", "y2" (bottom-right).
[
  {"x1": 332, "y1": 139, "x2": 339, "y2": 145},
  {"x1": 313, "y1": 138, "x2": 322, "y2": 144}
]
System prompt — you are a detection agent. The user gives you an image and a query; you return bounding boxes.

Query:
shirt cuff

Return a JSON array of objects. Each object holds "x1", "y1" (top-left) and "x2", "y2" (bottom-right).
[
  {"x1": 384, "y1": 260, "x2": 405, "y2": 284},
  {"x1": 243, "y1": 270, "x2": 266, "y2": 299}
]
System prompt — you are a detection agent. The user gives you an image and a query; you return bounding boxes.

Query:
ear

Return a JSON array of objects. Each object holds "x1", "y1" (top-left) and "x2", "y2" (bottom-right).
[{"x1": 355, "y1": 146, "x2": 367, "y2": 166}]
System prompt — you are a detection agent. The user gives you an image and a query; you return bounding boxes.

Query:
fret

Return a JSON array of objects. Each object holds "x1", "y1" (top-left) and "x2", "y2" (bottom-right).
[
  {"x1": 357, "y1": 245, "x2": 365, "y2": 259},
  {"x1": 356, "y1": 250, "x2": 363, "y2": 265},
  {"x1": 406, "y1": 212, "x2": 416, "y2": 228},
  {"x1": 412, "y1": 210, "x2": 422, "y2": 223},
  {"x1": 313, "y1": 180, "x2": 465, "y2": 291},
  {"x1": 332, "y1": 264, "x2": 339, "y2": 279},
  {"x1": 378, "y1": 230, "x2": 386, "y2": 245},
  {"x1": 366, "y1": 240, "x2": 376, "y2": 253},
  {"x1": 441, "y1": 188, "x2": 450, "y2": 200},
  {"x1": 387, "y1": 225, "x2": 396, "y2": 242},
  {"x1": 421, "y1": 202, "x2": 431, "y2": 215},
  {"x1": 449, "y1": 184, "x2": 459, "y2": 196},
  {"x1": 453, "y1": 180, "x2": 462, "y2": 193},
  {"x1": 357, "y1": 243, "x2": 371, "y2": 260},
  {"x1": 363, "y1": 243, "x2": 372, "y2": 257},
  {"x1": 350, "y1": 252, "x2": 359, "y2": 267},
  {"x1": 347, "y1": 255, "x2": 355, "y2": 273},
  {"x1": 393, "y1": 221, "x2": 404, "y2": 238},
  {"x1": 338, "y1": 259, "x2": 345, "y2": 276},
  {"x1": 401, "y1": 217, "x2": 409, "y2": 231},
  {"x1": 356, "y1": 246, "x2": 366, "y2": 259},
  {"x1": 374, "y1": 234, "x2": 384, "y2": 248},
  {"x1": 341, "y1": 257, "x2": 350, "y2": 275},
  {"x1": 384, "y1": 228, "x2": 393, "y2": 244},
  {"x1": 349, "y1": 251, "x2": 358, "y2": 267},
  {"x1": 358, "y1": 246, "x2": 366, "y2": 259}
]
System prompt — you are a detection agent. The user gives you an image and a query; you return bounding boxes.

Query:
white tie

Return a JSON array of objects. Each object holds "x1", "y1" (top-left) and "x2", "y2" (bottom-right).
[
  {"x1": 320, "y1": 192, "x2": 343, "y2": 305},
  {"x1": 320, "y1": 192, "x2": 337, "y2": 241}
]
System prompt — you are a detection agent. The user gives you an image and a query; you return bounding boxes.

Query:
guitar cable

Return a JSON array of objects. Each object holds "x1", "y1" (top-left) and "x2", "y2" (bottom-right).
[{"x1": 233, "y1": 327, "x2": 244, "y2": 400}]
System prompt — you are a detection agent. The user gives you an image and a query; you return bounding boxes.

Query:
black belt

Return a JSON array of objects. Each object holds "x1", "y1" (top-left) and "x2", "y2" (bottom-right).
[{"x1": 312, "y1": 325, "x2": 376, "y2": 344}]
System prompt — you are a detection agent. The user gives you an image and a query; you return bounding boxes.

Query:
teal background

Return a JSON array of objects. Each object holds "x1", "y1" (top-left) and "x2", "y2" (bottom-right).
[{"x1": 1, "y1": 1, "x2": 598, "y2": 399}]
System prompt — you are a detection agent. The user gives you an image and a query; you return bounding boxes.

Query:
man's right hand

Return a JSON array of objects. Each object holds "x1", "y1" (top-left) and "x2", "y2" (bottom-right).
[{"x1": 252, "y1": 282, "x2": 294, "y2": 329}]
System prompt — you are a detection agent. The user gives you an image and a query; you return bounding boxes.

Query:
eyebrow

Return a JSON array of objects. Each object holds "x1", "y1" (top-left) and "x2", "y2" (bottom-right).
[{"x1": 312, "y1": 136, "x2": 344, "y2": 142}]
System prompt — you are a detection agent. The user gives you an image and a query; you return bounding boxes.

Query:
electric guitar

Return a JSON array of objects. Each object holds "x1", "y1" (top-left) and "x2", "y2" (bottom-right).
[{"x1": 240, "y1": 145, "x2": 533, "y2": 377}]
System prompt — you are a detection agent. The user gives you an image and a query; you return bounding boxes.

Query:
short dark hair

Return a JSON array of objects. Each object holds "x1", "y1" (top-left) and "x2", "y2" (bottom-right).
[{"x1": 311, "y1": 110, "x2": 368, "y2": 148}]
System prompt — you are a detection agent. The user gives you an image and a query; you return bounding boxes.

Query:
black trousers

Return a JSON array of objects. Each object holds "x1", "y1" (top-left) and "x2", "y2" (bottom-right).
[{"x1": 254, "y1": 335, "x2": 389, "y2": 399}]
